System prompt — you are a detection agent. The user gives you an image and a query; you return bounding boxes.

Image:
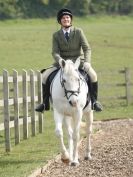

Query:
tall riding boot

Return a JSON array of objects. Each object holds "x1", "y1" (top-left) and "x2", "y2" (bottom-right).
[
  {"x1": 91, "y1": 82, "x2": 103, "y2": 112},
  {"x1": 35, "y1": 83, "x2": 50, "y2": 113}
]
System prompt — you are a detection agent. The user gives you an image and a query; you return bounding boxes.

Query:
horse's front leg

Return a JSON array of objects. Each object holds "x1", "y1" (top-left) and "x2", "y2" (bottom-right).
[
  {"x1": 53, "y1": 109, "x2": 69, "y2": 163},
  {"x1": 84, "y1": 110, "x2": 93, "y2": 160},
  {"x1": 71, "y1": 110, "x2": 82, "y2": 166},
  {"x1": 64, "y1": 116, "x2": 73, "y2": 162}
]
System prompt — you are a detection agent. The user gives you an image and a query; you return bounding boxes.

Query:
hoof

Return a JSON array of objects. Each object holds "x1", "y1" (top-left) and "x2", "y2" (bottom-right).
[
  {"x1": 71, "y1": 162, "x2": 79, "y2": 166},
  {"x1": 71, "y1": 162, "x2": 76, "y2": 166},
  {"x1": 84, "y1": 156, "x2": 92, "y2": 161},
  {"x1": 61, "y1": 158, "x2": 70, "y2": 164}
]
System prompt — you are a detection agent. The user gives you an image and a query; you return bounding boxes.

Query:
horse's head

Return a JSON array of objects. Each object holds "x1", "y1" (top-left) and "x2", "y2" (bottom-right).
[{"x1": 59, "y1": 58, "x2": 81, "y2": 107}]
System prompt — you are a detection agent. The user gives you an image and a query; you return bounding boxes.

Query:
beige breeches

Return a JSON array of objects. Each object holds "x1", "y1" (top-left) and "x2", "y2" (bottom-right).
[
  {"x1": 83, "y1": 62, "x2": 97, "y2": 82},
  {"x1": 42, "y1": 63, "x2": 97, "y2": 84}
]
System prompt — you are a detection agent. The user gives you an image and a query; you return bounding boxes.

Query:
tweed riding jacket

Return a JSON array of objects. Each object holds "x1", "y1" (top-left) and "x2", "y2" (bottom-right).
[{"x1": 52, "y1": 26, "x2": 91, "y2": 64}]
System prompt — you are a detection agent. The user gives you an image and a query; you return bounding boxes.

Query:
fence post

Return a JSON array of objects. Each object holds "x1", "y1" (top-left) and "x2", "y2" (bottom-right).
[
  {"x1": 22, "y1": 70, "x2": 28, "y2": 139},
  {"x1": 13, "y1": 70, "x2": 20, "y2": 145},
  {"x1": 3, "y1": 70, "x2": 11, "y2": 152},
  {"x1": 125, "y1": 67, "x2": 131, "y2": 105},
  {"x1": 30, "y1": 70, "x2": 36, "y2": 136},
  {"x1": 37, "y1": 71, "x2": 43, "y2": 133}
]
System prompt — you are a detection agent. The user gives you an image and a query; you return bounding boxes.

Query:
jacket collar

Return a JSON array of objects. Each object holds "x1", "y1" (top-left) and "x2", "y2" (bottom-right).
[{"x1": 59, "y1": 26, "x2": 75, "y2": 43}]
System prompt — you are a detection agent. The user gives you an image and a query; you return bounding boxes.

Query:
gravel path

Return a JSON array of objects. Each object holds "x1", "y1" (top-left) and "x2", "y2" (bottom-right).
[{"x1": 35, "y1": 119, "x2": 133, "y2": 177}]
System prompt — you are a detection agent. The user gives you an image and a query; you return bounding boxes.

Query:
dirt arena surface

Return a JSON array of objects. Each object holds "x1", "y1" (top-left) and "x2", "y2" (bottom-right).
[{"x1": 31, "y1": 119, "x2": 133, "y2": 177}]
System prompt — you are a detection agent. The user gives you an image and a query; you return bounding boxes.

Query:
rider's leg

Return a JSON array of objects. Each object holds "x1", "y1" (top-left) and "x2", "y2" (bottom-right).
[
  {"x1": 35, "y1": 66, "x2": 57, "y2": 112},
  {"x1": 83, "y1": 62, "x2": 103, "y2": 112}
]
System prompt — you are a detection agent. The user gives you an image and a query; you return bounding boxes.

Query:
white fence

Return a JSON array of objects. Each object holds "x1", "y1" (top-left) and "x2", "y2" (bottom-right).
[
  {"x1": 0, "y1": 68, "x2": 132, "y2": 152},
  {"x1": 99, "y1": 67, "x2": 133, "y2": 106},
  {"x1": 0, "y1": 70, "x2": 43, "y2": 152}
]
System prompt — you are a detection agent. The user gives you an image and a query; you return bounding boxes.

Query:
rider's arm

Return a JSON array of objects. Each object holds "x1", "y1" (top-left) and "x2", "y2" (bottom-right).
[
  {"x1": 52, "y1": 33, "x2": 63, "y2": 63},
  {"x1": 80, "y1": 29, "x2": 91, "y2": 63}
]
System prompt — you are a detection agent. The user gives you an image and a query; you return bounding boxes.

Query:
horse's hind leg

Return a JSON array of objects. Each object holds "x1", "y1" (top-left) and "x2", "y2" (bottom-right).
[
  {"x1": 84, "y1": 110, "x2": 93, "y2": 160},
  {"x1": 54, "y1": 109, "x2": 69, "y2": 163}
]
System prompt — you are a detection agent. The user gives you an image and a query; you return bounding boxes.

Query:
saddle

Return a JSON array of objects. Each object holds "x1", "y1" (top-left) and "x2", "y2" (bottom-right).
[{"x1": 42, "y1": 68, "x2": 90, "y2": 109}]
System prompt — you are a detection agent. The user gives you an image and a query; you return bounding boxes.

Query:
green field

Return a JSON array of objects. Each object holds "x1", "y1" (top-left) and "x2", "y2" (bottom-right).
[
  {"x1": 0, "y1": 16, "x2": 133, "y2": 72},
  {"x1": 0, "y1": 16, "x2": 133, "y2": 177}
]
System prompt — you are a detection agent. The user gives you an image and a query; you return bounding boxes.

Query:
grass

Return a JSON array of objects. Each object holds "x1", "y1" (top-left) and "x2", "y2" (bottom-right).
[
  {"x1": 0, "y1": 16, "x2": 133, "y2": 177},
  {"x1": 0, "y1": 16, "x2": 133, "y2": 72},
  {"x1": 0, "y1": 112, "x2": 60, "y2": 177}
]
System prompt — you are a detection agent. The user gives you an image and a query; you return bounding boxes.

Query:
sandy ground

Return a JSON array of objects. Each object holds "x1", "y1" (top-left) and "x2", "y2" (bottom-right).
[{"x1": 30, "y1": 119, "x2": 133, "y2": 177}]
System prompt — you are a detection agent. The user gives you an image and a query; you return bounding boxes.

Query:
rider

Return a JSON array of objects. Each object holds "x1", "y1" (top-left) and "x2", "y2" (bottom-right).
[{"x1": 35, "y1": 8, "x2": 103, "y2": 113}]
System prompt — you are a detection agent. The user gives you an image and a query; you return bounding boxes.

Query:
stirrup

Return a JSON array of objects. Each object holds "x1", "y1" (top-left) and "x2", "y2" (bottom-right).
[{"x1": 93, "y1": 101, "x2": 103, "y2": 112}]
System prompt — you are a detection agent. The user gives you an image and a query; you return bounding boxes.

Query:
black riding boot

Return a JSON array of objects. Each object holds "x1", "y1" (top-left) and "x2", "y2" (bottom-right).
[
  {"x1": 91, "y1": 82, "x2": 103, "y2": 111},
  {"x1": 35, "y1": 83, "x2": 50, "y2": 113},
  {"x1": 87, "y1": 80, "x2": 103, "y2": 112}
]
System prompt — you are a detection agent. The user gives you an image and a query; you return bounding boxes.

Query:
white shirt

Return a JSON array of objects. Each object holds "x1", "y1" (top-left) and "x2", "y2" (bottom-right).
[{"x1": 62, "y1": 28, "x2": 71, "y2": 35}]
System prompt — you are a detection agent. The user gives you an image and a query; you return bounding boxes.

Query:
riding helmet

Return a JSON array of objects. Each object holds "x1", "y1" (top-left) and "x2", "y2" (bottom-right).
[{"x1": 57, "y1": 8, "x2": 73, "y2": 23}]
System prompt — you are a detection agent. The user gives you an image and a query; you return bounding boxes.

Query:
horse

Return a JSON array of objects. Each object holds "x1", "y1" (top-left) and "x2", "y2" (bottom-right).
[{"x1": 50, "y1": 58, "x2": 93, "y2": 166}]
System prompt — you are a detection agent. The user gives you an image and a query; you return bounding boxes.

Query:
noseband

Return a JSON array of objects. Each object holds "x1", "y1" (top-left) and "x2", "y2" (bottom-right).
[{"x1": 60, "y1": 69, "x2": 81, "y2": 104}]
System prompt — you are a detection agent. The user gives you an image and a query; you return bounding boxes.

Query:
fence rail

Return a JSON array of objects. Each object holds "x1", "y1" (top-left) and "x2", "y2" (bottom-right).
[
  {"x1": 0, "y1": 68, "x2": 133, "y2": 152},
  {"x1": 0, "y1": 69, "x2": 43, "y2": 152},
  {"x1": 98, "y1": 67, "x2": 133, "y2": 105}
]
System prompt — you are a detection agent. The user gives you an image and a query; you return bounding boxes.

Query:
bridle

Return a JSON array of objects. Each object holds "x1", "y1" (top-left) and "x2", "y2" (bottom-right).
[{"x1": 60, "y1": 69, "x2": 81, "y2": 105}]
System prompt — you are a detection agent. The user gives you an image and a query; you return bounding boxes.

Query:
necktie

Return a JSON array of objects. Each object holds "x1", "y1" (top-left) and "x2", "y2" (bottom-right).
[{"x1": 65, "y1": 32, "x2": 69, "y2": 41}]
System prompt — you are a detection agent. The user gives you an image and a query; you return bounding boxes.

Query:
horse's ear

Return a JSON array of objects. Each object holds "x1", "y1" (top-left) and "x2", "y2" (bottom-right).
[
  {"x1": 74, "y1": 57, "x2": 80, "y2": 69},
  {"x1": 59, "y1": 59, "x2": 66, "y2": 68}
]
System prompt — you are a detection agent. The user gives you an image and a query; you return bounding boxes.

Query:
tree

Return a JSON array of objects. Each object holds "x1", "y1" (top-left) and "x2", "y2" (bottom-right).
[
  {"x1": 16, "y1": 0, "x2": 46, "y2": 18},
  {"x1": 89, "y1": 0, "x2": 133, "y2": 15},
  {"x1": 47, "y1": 0, "x2": 69, "y2": 16},
  {"x1": 0, "y1": 0, "x2": 18, "y2": 19},
  {"x1": 0, "y1": 0, "x2": 133, "y2": 20},
  {"x1": 119, "y1": 0, "x2": 133, "y2": 15},
  {"x1": 67, "y1": 0, "x2": 89, "y2": 16}
]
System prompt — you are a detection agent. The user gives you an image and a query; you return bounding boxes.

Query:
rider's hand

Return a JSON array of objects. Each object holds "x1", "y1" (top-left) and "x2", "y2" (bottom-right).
[
  {"x1": 59, "y1": 58, "x2": 63, "y2": 65},
  {"x1": 83, "y1": 62, "x2": 91, "y2": 72}
]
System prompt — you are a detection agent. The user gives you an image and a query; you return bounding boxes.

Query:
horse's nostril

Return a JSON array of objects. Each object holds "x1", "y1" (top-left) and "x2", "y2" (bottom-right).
[
  {"x1": 69, "y1": 101, "x2": 73, "y2": 106},
  {"x1": 69, "y1": 100, "x2": 77, "y2": 107}
]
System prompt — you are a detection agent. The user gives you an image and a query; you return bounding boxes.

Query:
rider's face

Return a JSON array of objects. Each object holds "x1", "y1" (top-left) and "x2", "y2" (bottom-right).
[{"x1": 60, "y1": 15, "x2": 71, "y2": 28}]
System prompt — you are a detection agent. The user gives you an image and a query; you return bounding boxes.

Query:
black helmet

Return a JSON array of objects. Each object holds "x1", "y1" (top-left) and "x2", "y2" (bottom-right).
[{"x1": 57, "y1": 8, "x2": 73, "y2": 23}]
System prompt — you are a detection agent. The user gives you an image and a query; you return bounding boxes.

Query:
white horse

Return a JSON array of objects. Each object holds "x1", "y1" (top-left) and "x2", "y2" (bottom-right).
[{"x1": 50, "y1": 58, "x2": 93, "y2": 166}]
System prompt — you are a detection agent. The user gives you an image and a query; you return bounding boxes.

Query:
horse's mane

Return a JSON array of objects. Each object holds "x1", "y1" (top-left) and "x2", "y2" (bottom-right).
[{"x1": 63, "y1": 60, "x2": 76, "y2": 76}]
